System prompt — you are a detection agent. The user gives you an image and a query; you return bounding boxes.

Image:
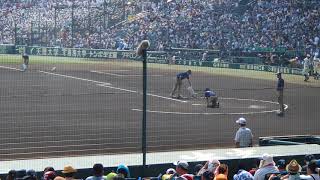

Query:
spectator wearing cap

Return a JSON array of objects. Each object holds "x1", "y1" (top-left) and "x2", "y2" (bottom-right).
[
  {"x1": 276, "y1": 72, "x2": 285, "y2": 116},
  {"x1": 300, "y1": 160, "x2": 320, "y2": 180},
  {"x1": 302, "y1": 155, "x2": 316, "y2": 171},
  {"x1": 278, "y1": 159, "x2": 301, "y2": 180},
  {"x1": 253, "y1": 154, "x2": 279, "y2": 180},
  {"x1": 86, "y1": 164, "x2": 105, "y2": 180},
  {"x1": 174, "y1": 161, "x2": 189, "y2": 176},
  {"x1": 54, "y1": 165, "x2": 78, "y2": 180},
  {"x1": 234, "y1": 117, "x2": 253, "y2": 148},
  {"x1": 214, "y1": 164, "x2": 228, "y2": 180},
  {"x1": 171, "y1": 161, "x2": 193, "y2": 180},
  {"x1": 233, "y1": 161, "x2": 254, "y2": 180},
  {"x1": 116, "y1": 164, "x2": 130, "y2": 178},
  {"x1": 276, "y1": 159, "x2": 287, "y2": 175}
]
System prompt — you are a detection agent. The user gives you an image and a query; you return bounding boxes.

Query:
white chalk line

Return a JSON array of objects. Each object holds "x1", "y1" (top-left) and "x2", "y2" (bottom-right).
[
  {"x1": 0, "y1": 65, "x2": 22, "y2": 71},
  {"x1": 132, "y1": 97, "x2": 289, "y2": 115},
  {"x1": 91, "y1": 70, "x2": 163, "y2": 77},
  {"x1": 0, "y1": 65, "x2": 186, "y2": 103},
  {"x1": 40, "y1": 71, "x2": 185, "y2": 102},
  {"x1": 97, "y1": 84, "x2": 187, "y2": 103},
  {"x1": 39, "y1": 70, "x2": 112, "y2": 85}
]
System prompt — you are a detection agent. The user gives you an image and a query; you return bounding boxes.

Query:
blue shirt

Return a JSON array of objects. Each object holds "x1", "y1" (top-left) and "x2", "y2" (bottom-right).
[
  {"x1": 277, "y1": 78, "x2": 284, "y2": 91},
  {"x1": 205, "y1": 90, "x2": 216, "y2": 97},
  {"x1": 177, "y1": 72, "x2": 190, "y2": 80}
]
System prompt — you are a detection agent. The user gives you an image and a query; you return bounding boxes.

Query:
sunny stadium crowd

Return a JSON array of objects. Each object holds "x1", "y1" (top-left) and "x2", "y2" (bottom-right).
[
  {"x1": 4, "y1": 154, "x2": 320, "y2": 180},
  {"x1": 0, "y1": 0, "x2": 319, "y2": 54}
]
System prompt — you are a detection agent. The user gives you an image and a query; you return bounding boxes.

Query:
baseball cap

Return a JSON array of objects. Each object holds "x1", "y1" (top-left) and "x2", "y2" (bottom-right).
[
  {"x1": 236, "y1": 117, "x2": 246, "y2": 124},
  {"x1": 304, "y1": 154, "x2": 315, "y2": 162},
  {"x1": 277, "y1": 159, "x2": 286, "y2": 168},
  {"x1": 174, "y1": 161, "x2": 189, "y2": 170}
]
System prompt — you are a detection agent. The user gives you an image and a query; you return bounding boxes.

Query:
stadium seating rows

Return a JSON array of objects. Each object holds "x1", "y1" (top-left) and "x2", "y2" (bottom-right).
[{"x1": 0, "y1": 0, "x2": 319, "y2": 53}]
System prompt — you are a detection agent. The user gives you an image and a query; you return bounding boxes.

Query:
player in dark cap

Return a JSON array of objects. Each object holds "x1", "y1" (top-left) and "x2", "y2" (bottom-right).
[
  {"x1": 276, "y1": 72, "x2": 285, "y2": 116},
  {"x1": 21, "y1": 53, "x2": 29, "y2": 72},
  {"x1": 204, "y1": 88, "x2": 219, "y2": 108}
]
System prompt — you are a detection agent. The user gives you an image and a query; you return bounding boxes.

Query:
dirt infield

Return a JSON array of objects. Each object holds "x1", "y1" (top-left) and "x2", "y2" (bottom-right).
[{"x1": 0, "y1": 61, "x2": 319, "y2": 160}]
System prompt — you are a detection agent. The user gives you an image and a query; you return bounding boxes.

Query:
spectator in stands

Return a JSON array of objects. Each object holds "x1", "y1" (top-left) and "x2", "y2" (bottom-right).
[
  {"x1": 174, "y1": 161, "x2": 189, "y2": 176},
  {"x1": 249, "y1": 159, "x2": 262, "y2": 176},
  {"x1": 85, "y1": 164, "x2": 105, "y2": 180},
  {"x1": 279, "y1": 159, "x2": 302, "y2": 180},
  {"x1": 197, "y1": 160, "x2": 221, "y2": 176},
  {"x1": 276, "y1": 159, "x2": 287, "y2": 175},
  {"x1": 162, "y1": 168, "x2": 176, "y2": 180},
  {"x1": 300, "y1": 160, "x2": 320, "y2": 180},
  {"x1": 116, "y1": 165, "x2": 130, "y2": 178},
  {"x1": 302, "y1": 155, "x2": 316, "y2": 171},
  {"x1": 112, "y1": 175, "x2": 125, "y2": 180},
  {"x1": 233, "y1": 161, "x2": 254, "y2": 180},
  {"x1": 193, "y1": 164, "x2": 204, "y2": 175},
  {"x1": 253, "y1": 154, "x2": 279, "y2": 180},
  {"x1": 44, "y1": 171, "x2": 57, "y2": 180},
  {"x1": 23, "y1": 169, "x2": 37, "y2": 180},
  {"x1": 234, "y1": 117, "x2": 253, "y2": 148},
  {"x1": 201, "y1": 170, "x2": 214, "y2": 180},
  {"x1": 6, "y1": 170, "x2": 17, "y2": 180},
  {"x1": 171, "y1": 161, "x2": 194, "y2": 180},
  {"x1": 214, "y1": 164, "x2": 228, "y2": 180},
  {"x1": 16, "y1": 169, "x2": 27, "y2": 179},
  {"x1": 54, "y1": 165, "x2": 78, "y2": 180},
  {"x1": 104, "y1": 172, "x2": 117, "y2": 180}
]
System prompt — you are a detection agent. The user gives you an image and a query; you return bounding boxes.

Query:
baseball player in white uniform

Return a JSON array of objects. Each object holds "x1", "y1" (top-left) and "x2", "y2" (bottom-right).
[{"x1": 303, "y1": 54, "x2": 311, "y2": 82}]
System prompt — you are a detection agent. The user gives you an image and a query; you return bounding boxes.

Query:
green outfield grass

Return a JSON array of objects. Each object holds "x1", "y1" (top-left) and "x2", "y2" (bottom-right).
[{"x1": 1, "y1": 54, "x2": 319, "y2": 86}]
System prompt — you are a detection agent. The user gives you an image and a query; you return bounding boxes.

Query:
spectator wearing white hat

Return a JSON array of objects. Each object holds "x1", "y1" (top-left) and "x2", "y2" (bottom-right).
[
  {"x1": 234, "y1": 117, "x2": 253, "y2": 148},
  {"x1": 253, "y1": 154, "x2": 279, "y2": 180}
]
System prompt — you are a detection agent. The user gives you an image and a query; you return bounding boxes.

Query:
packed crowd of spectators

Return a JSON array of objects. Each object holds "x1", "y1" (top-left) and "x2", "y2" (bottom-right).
[
  {"x1": 0, "y1": 0, "x2": 319, "y2": 55},
  {"x1": 5, "y1": 154, "x2": 320, "y2": 180}
]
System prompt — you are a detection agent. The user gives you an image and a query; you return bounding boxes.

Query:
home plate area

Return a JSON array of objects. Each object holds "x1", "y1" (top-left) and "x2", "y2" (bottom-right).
[{"x1": 133, "y1": 97, "x2": 287, "y2": 115}]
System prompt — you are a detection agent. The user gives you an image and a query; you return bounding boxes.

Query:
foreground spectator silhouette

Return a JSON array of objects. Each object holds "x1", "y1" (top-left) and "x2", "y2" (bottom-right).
[{"x1": 85, "y1": 164, "x2": 105, "y2": 180}]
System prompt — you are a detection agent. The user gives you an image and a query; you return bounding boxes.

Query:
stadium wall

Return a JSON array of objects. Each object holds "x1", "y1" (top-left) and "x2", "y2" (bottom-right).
[{"x1": 0, "y1": 45, "x2": 303, "y2": 75}]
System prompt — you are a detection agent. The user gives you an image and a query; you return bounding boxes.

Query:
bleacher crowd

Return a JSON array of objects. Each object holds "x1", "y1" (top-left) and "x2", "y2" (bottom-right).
[
  {"x1": 5, "y1": 154, "x2": 320, "y2": 180},
  {"x1": 0, "y1": 0, "x2": 319, "y2": 54}
]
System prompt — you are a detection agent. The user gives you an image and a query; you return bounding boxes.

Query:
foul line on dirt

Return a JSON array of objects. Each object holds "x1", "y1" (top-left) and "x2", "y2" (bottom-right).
[
  {"x1": 37, "y1": 70, "x2": 187, "y2": 103},
  {"x1": 97, "y1": 84, "x2": 187, "y2": 103},
  {"x1": 39, "y1": 71, "x2": 112, "y2": 85},
  {"x1": 91, "y1": 70, "x2": 164, "y2": 77},
  {"x1": 131, "y1": 97, "x2": 289, "y2": 115},
  {"x1": 0, "y1": 65, "x2": 22, "y2": 71}
]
